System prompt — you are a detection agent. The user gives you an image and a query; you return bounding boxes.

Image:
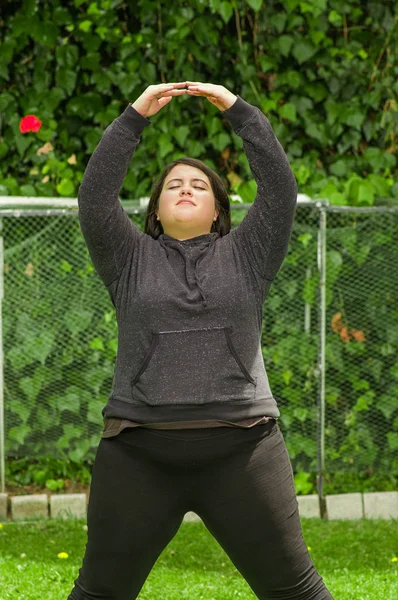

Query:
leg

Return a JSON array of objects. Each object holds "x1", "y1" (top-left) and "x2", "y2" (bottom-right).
[
  {"x1": 190, "y1": 421, "x2": 334, "y2": 600},
  {"x1": 67, "y1": 431, "x2": 186, "y2": 600}
]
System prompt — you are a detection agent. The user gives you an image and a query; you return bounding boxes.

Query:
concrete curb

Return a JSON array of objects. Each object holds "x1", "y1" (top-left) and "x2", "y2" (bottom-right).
[
  {"x1": 326, "y1": 493, "x2": 364, "y2": 520},
  {"x1": 363, "y1": 491, "x2": 398, "y2": 519},
  {"x1": 297, "y1": 494, "x2": 321, "y2": 518},
  {"x1": 1, "y1": 491, "x2": 397, "y2": 522}
]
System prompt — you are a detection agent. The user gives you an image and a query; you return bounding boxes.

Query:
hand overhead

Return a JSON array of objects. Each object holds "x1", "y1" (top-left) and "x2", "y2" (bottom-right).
[
  {"x1": 131, "y1": 82, "x2": 237, "y2": 118},
  {"x1": 184, "y1": 81, "x2": 238, "y2": 112}
]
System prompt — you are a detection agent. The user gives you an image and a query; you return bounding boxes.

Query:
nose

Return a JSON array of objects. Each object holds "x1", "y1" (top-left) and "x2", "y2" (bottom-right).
[
  {"x1": 180, "y1": 188, "x2": 193, "y2": 197},
  {"x1": 180, "y1": 186, "x2": 193, "y2": 194}
]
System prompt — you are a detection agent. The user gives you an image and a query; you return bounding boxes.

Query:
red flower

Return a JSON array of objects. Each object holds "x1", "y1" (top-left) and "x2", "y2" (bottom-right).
[{"x1": 19, "y1": 115, "x2": 42, "y2": 133}]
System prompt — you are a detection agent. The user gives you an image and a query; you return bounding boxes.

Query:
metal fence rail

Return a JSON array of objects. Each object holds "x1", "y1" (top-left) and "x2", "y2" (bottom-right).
[{"x1": 0, "y1": 196, "x2": 397, "y2": 504}]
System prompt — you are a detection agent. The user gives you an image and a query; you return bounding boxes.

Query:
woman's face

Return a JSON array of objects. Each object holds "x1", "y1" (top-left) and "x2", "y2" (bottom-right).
[{"x1": 156, "y1": 165, "x2": 219, "y2": 240}]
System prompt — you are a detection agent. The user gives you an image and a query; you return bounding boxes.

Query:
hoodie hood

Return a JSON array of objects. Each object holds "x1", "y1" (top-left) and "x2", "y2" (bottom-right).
[{"x1": 157, "y1": 232, "x2": 220, "y2": 307}]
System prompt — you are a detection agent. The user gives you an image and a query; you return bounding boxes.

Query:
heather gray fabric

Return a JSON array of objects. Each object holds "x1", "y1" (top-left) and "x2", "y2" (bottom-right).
[{"x1": 78, "y1": 95, "x2": 298, "y2": 424}]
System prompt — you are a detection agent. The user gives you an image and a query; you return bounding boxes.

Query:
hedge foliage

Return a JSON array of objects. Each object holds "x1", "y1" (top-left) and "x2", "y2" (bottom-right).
[{"x1": 1, "y1": 0, "x2": 397, "y2": 205}]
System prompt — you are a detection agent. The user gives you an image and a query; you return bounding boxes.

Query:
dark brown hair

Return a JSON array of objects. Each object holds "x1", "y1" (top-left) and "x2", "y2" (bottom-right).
[{"x1": 144, "y1": 157, "x2": 231, "y2": 238}]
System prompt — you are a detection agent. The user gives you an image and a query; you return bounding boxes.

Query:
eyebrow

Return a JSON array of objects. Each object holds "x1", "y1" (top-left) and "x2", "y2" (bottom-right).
[{"x1": 166, "y1": 178, "x2": 209, "y2": 187}]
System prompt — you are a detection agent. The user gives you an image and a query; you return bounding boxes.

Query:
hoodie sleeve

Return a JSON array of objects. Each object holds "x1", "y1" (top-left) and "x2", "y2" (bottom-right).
[
  {"x1": 77, "y1": 105, "x2": 152, "y2": 287},
  {"x1": 221, "y1": 95, "x2": 298, "y2": 282}
]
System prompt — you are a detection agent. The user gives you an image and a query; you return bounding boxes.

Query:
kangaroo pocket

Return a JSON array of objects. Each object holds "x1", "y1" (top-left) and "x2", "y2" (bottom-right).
[{"x1": 131, "y1": 326, "x2": 257, "y2": 406}]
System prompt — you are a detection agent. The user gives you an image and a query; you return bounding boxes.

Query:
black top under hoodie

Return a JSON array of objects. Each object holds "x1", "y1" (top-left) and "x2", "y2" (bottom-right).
[{"x1": 77, "y1": 94, "x2": 298, "y2": 434}]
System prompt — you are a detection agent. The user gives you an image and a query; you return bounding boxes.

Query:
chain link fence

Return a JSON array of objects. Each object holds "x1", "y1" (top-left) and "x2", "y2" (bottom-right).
[{"x1": 1, "y1": 196, "x2": 397, "y2": 500}]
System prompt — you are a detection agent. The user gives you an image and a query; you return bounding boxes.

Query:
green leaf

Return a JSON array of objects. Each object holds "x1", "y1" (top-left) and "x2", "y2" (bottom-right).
[
  {"x1": 185, "y1": 139, "x2": 204, "y2": 157},
  {"x1": 177, "y1": 25, "x2": 191, "y2": 40},
  {"x1": 173, "y1": 125, "x2": 190, "y2": 148},
  {"x1": 31, "y1": 21, "x2": 59, "y2": 46},
  {"x1": 6, "y1": 345, "x2": 34, "y2": 373},
  {"x1": 56, "y1": 44, "x2": 79, "y2": 68},
  {"x1": 378, "y1": 395, "x2": 397, "y2": 420},
  {"x1": 305, "y1": 121, "x2": 328, "y2": 144},
  {"x1": 87, "y1": 399, "x2": 106, "y2": 425},
  {"x1": 8, "y1": 400, "x2": 31, "y2": 424},
  {"x1": 19, "y1": 370, "x2": 45, "y2": 403},
  {"x1": 69, "y1": 439, "x2": 92, "y2": 463},
  {"x1": 277, "y1": 35, "x2": 294, "y2": 57},
  {"x1": 65, "y1": 308, "x2": 93, "y2": 335},
  {"x1": 302, "y1": 276, "x2": 317, "y2": 305},
  {"x1": 24, "y1": 331, "x2": 55, "y2": 366},
  {"x1": 20, "y1": 184, "x2": 37, "y2": 196},
  {"x1": 298, "y1": 233, "x2": 313, "y2": 249},
  {"x1": 294, "y1": 471, "x2": 315, "y2": 495},
  {"x1": 56, "y1": 69, "x2": 77, "y2": 95},
  {"x1": 80, "y1": 52, "x2": 101, "y2": 72},
  {"x1": 246, "y1": 0, "x2": 263, "y2": 11},
  {"x1": 87, "y1": 2, "x2": 102, "y2": 16},
  {"x1": 326, "y1": 249, "x2": 343, "y2": 272},
  {"x1": 390, "y1": 363, "x2": 398, "y2": 381},
  {"x1": 212, "y1": 132, "x2": 230, "y2": 152},
  {"x1": 236, "y1": 179, "x2": 257, "y2": 203},
  {"x1": 328, "y1": 10, "x2": 343, "y2": 26},
  {"x1": 61, "y1": 387, "x2": 81, "y2": 414},
  {"x1": 79, "y1": 20, "x2": 93, "y2": 32},
  {"x1": 291, "y1": 40, "x2": 316, "y2": 64},
  {"x1": 89, "y1": 337, "x2": 105, "y2": 351},
  {"x1": 286, "y1": 433, "x2": 317, "y2": 459},
  {"x1": 14, "y1": 134, "x2": 32, "y2": 158},
  {"x1": 158, "y1": 134, "x2": 175, "y2": 158},
  {"x1": 86, "y1": 366, "x2": 111, "y2": 395},
  {"x1": 294, "y1": 407, "x2": 309, "y2": 422},
  {"x1": 219, "y1": 1, "x2": 234, "y2": 23},
  {"x1": 56, "y1": 424, "x2": 81, "y2": 450},
  {"x1": 353, "y1": 391, "x2": 375, "y2": 412},
  {"x1": 279, "y1": 102, "x2": 297, "y2": 122},
  {"x1": 8, "y1": 425, "x2": 31, "y2": 445},
  {"x1": 56, "y1": 178, "x2": 75, "y2": 197},
  {"x1": 36, "y1": 405, "x2": 53, "y2": 429},
  {"x1": 387, "y1": 432, "x2": 398, "y2": 451},
  {"x1": 60, "y1": 259, "x2": 73, "y2": 273},
  {"x1": 0, "y1": 141, "x2": 9, "y2": 159},
  {"x1": 344, "y1": 175, "x2": 374, "y2": 206}
]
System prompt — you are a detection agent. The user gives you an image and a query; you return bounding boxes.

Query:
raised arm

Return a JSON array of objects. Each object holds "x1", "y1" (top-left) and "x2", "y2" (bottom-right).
[
  {"x1": 186, "y1": 82, "x2": 298, "y2": 283},
  {"x1": 78, "y1": 83, "x2": 187, "y2": 288},
  {"x1": 78, "y1": 110, "x2": 149, "y2": 288},
  {"x1": 222, "y1": 95, "x2": 298, "y2": 282}
]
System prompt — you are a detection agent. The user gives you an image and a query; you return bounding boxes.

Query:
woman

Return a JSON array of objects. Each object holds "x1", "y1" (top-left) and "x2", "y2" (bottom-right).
[{"x1": 68, "y1": 82, "x2": 334, "y2": 599}]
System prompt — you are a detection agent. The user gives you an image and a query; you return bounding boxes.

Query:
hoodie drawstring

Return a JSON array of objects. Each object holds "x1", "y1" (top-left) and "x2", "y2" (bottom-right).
[{"x1": 158, "y1": 234, "x2": 218, "y2": 307}]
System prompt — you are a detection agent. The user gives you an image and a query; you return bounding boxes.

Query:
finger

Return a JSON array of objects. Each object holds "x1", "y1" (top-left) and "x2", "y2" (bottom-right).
[
  {"x1": 154, "y1": 83, "x2": 177, "y2": 89},
  {"x1": 187, "y1": 83, "x2": 216, "y2": 93},
  {"x1": 151, "y1": 83, "x2": 185, "y2": 91},
  {"x1": 186, "y1": 82, "x2": 216, "y2": 88},
  {"x1": 161, "y1": 89, "x2": 187, "y2": 95},
  {"x1": 186, "y1": 88, "x2": 211, "y2": 96}
]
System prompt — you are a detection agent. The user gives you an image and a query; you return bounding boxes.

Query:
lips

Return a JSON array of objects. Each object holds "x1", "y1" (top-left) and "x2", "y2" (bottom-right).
[{"x1": 177, "y1": 200, "x2": 195, "y2": 205}]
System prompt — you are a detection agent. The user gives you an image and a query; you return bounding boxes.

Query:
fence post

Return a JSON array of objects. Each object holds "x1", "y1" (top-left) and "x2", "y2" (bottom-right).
[
  {"x1": 317, "y1": 208, "x2": 327, "y2": 518},
  {"x1": 0, "y1": 216, "x2": 4, "y2": 494}
]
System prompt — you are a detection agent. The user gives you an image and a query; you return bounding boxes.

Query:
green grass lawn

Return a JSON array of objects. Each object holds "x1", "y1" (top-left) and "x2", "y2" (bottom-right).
[{"x1": 0, "y1": 518, "x2": 397, "y2": 599}]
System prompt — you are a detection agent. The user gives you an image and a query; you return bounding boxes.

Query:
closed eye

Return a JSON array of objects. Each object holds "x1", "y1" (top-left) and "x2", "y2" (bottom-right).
[{"x1": 170, "y1": 186, "x2": 205, "y2": 190}]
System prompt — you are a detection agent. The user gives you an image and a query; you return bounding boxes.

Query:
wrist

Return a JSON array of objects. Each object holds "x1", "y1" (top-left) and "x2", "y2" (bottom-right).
[{"x1": 130, "y1": 103, "x2": 147, "y2": 118}]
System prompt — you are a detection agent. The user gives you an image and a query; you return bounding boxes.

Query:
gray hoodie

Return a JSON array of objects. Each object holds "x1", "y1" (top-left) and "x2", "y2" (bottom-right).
[{"x1": 78, "y1": 95, "x2": 298, "y2": 430}]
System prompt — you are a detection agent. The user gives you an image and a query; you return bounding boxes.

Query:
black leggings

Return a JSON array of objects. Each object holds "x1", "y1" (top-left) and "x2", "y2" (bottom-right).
[{"x1": 67, "y1": 420, "x2": 333, "y2": 600}]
